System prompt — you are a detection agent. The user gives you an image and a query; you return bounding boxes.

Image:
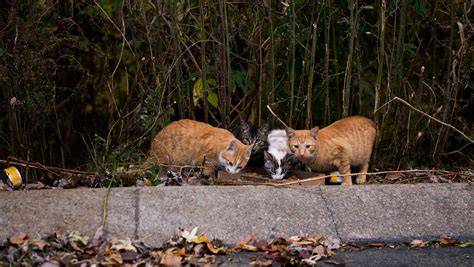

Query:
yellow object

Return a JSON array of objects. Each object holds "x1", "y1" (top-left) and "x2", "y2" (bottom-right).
[
  {"x1": 3, "y1": 166, "x2": 22, "y2": 188},
  {"x1": 329, "y1": 171, "x2": 342, "y2": 183}
]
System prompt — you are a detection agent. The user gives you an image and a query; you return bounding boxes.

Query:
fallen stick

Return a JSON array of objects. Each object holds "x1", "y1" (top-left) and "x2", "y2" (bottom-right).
[
  {"x1": 1, "y1": 157, "x2": 102, "y2": 177},
  {"x1": 271, "y1": 169, "x2": 470, "y2": 187}
]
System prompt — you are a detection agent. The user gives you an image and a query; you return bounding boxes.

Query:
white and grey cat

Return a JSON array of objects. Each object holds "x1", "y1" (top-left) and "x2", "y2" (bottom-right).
[{"x1": 263, "y1": 129, "x2": 302, "y2": 179}]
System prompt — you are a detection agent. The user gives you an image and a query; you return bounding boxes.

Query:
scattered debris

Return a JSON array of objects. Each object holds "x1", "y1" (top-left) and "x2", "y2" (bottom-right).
[{"x1": 0, "y1": 229, "x2": 472, "y2": 266}]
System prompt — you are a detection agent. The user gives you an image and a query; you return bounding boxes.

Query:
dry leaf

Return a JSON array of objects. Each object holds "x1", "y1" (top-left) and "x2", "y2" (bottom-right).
[
  {"x1": 313, "y1": 245, "x2": 325, "y2": 256},
  {"x1": 250, "y1": 259, "x2": 273, "y2": 266},
  {"x1": 143, "y1": 178, "x2": 153, "y2": 186},
  {"x1": 159, "y1": 252, "x2": 182, "y2": 266},
  {"x1": 29, "y1": 240, "x2": 49, "y2": 250},
  {"x1": 68, "y1": 231, "x2": 89, "y2": 246},
  {"x1": 255, "y1": 240, "x2": 269, "y2": 251},
  {"x1": 368, "y1": 242, "x2": 385, "y2": 247},
  {"x1": 9, "y1": 233, "x2": 28, "y2": 245},
  {"x1": 235, "y1": 235, "x2": 253, "y2": 246},
  {"x1": 436, "y1": 237, "x2": 458, "y2": 246},
  {"x1": 326, "y1": 248, "x2": 335, "y2": 257},
  {"x1": 324, "y1": 259, "x2": 346, "y2": 266},
  {"x1": 182, "y1": 227, "x2": 199, "y2": 243},
  {"x1": 321, "y1": 237, "x2": 341, "y2": 249},
  {"x1": 410, "y1": 239, "x2": 427, "y2": 248},
  {"x1": 111, "y1": 238, "x2": 137, "y2": 252}
]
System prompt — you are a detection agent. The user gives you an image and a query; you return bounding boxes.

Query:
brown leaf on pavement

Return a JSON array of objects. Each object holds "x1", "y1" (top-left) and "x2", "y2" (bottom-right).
[
  {"x1": 159, "y1": 251, "x2": 182, "y2": 266},
  {"x1": 368, "y1": 242, "x2": 385, "y2": 247},
  {"x1": 8, "y1": 233, "x2": 28, "y2": 245},
  {"x1": 255, "y1": 240, "x2": 269, "y2": 251},
  {"x1": 313, "y1": 245, "x2": 325, "y2": 256},
  {"x1": 250, "y1": 259, "x2": 273, "y2": 266},
  {"x1": 435, "y1": 236, "x2": 459, "y2": 246},
  {"x1": 410, "y1": 239, "x2": 427, "y2": 248},
  {"x1": 29, "y1": 239, "x2": 50, "y2": 250}
]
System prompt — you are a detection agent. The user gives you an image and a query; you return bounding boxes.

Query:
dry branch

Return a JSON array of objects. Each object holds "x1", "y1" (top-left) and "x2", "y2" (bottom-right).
[
  {"x1": 1, "y1": 157, "x2": 104, "y2": 177},
  {"x1": 272, "y1": 169, "x2": 470, "y2": 187},
  {"x1": 375, "y1": 97, "x2": 473, "y2": 143}
]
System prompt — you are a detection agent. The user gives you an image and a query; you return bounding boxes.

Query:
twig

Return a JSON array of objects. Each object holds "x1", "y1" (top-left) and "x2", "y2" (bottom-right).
[
  {"x1": 266, "y1": 105, "x2": 288, "y2": 128},
  {"x1": 272, "y1": 169, "x2": 470, "y2": 187},
  {"x1": 375, "y1": 97, "x2": 473, "y2": 143},
  {"x1": 1, "y1": 157, "x2": 102, "y2": 177}
]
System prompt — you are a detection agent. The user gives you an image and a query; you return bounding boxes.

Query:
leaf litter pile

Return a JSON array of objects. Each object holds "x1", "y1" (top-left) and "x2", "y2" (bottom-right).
[{"x1": 1, "y1": 227, "x2": 472, "y2": 266}]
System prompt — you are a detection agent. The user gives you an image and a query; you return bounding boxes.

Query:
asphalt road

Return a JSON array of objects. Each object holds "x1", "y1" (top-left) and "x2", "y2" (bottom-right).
[{"x1": 219, "y1": 247, "x2": 474, "y2": 266}]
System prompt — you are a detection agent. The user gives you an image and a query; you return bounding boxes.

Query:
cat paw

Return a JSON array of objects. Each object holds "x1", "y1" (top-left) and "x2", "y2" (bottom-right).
[
  {"x1": 356, "y1": 178, "x2": 366, "y2": 184},
  {"x1": 341, "y1": 181, "x2": 352, "y2": 186}
]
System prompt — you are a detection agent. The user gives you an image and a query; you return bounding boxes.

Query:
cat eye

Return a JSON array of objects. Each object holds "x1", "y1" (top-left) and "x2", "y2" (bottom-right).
[
  {"x1": 305, "y1": 145, "x2": 311, "y2": 148},
  {"x1": 293, "y1": 145, "x2": 299, "y2": 149},
  {"x1": 227, "y1": 161, "x2": 233, "y2": 166},
  {"x1": 257, "y1": 140, "x2": 264, "y2": 145}
]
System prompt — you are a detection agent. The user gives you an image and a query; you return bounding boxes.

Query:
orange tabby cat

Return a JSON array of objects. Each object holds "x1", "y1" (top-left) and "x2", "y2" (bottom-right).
[
  {"x1": 286, "y1": 116, "x2": 376, "y2": 185},
  {"x1": 148, "y1": 119, "x2": 253, "y2": 176}
]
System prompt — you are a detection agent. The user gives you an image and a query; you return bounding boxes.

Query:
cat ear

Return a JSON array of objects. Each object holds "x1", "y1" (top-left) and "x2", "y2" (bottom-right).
[
  {"x1": 240, "y1": 120, "x2": 250, "y2": 131},
  {"x1": 310, "y1": 126, "x2": 319, "y2": 138},
  {"x1": 226, "y1": 140, "x2": 237, "y2": 153},
  {"x1": 260, "y1": 124, "x2": 270, "y2": 134},
  {"x1": 285, "y1": 127, "x2": 296, "y2": 138},
  {"x1": 264, "y1": 150, "x2": 272, "y2": 161}
]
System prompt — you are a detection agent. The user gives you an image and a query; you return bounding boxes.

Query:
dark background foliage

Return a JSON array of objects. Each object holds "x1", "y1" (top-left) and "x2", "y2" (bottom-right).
[{"x1": 0, "y1": 0, "x2": 472, "y2": 173}]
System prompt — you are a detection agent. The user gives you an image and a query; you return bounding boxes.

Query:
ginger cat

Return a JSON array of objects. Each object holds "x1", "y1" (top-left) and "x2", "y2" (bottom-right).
[
  {"x1": 148, "y1": 119, "x2": 253, "y2": 176},
  {"x1": 286, "y1": 116, "x2": 376, "y2": 185}
]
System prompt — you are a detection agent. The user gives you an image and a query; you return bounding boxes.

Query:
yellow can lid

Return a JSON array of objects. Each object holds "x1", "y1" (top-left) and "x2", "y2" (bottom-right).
[{"x1": 4, "y1": 166, "x2": 22, "y2": 188}]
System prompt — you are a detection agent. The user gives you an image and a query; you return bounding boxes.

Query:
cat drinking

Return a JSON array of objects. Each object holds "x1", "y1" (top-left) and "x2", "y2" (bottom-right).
[
  {"x1": 286, "y1": 116, "x2": 376, "y2": 185},
  {"x1": 148, "y1": 119, "x2": 253, "y2": 176},
  {"x1": 263, "y1": 129, "x2": 302, "y2": 180}
]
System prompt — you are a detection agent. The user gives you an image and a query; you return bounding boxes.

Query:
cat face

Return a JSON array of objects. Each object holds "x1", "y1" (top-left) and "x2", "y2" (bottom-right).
[
  {"x1": 286, "y1": 127, "x2": 319, "y2": 159},
  {"x1": 263, "y1": 150, "x2": 295, "y2": 180},
  {"x1": 218, "y1": 140, "x2": 253, "y2": 174},
  {"x1": 233, "y1": 121, "x2": 270, "y2": 155}
]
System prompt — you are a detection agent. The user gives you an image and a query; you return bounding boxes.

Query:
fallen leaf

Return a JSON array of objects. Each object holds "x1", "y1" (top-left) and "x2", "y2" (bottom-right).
[
  {"x1": 321, "y1": 237, "x2": 341, "y2": 249},
  {"x1": 255, "y1": 240, "x2": 269, "y2": 251},
  {"x1": 101, "y1": 251, "x2": 123, "y2": 265},
  {"x1": 313, "y1": 245, "x2": 325, "y2": 256},
  {"x1": 8, "y1": 233, "x2": 28, "y2": 245},
  {"x1": 120, "y1": 250, "x2": 139, "y2": 261},
  {"x1": 326, "y1": 248, "x2": 335, "y2": 257},
  {"x1": 29, "y1": 239, "x2": 50, "y2": 250},
  {"x1": 250, "y1": 259, "x2": 273, "y2": 266},
  {"x1": 182, "y1": 227, "x2": 199, "y2": 243},
  {"x1": 111, "y1": 238, "x2": 137, "y2": 252},
  {"x1": 235, "y1": 235, "x2": 253, "y2": 246},
  {"x1": 143, "y1": 178, "x2": 153, "y2": 186},
  {"x1": 234, "y1": 235, "x2": 257, "y2": 251},
  {"x1": 368, "y1": 242, "x2": 385, "y2": 247},
  {"x1": 68, "y1": 231, "x2": 89, "y2": 246},
  {"x1": 435, "y1": 237, "x2": 458, "y2": 246},
  {"x1": 303, "y1": 254, "x2": 322, "y2": 265},
  {"x1": 324, "y1": 259, "x2": 346, "y2": 266},
  {"x1": 159, "y1": 252, "x2": 182, "y2": 266},
  {"x1": 458, "y1": 241, "x2": 474, "y2": 248},
  {"x1": 410, "y1": 239, "x2": 427, "y2": 248}
]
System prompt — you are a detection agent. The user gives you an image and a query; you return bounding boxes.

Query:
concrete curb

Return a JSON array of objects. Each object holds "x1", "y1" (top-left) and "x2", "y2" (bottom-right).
[{"x1": 1, "y1": 184, "x2": 472, "y2": 246}]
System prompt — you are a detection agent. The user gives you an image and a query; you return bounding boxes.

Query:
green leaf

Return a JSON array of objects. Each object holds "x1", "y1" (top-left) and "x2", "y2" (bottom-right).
[
  {"x1": 193, "y1": 77, "x2": 203, "y2": 106},
  {"x1": 206, "y1": 78, "x2": 217, "y2": 87},
  {"x1": 207, "y1": 91, "x2": 219, "y2": 108},
  {"x1": 413, "y1": 0, "x2": 427, "y2": 16},
  {"x1": 404, "y1": 43, "x2": 417, "y2": 57}
]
